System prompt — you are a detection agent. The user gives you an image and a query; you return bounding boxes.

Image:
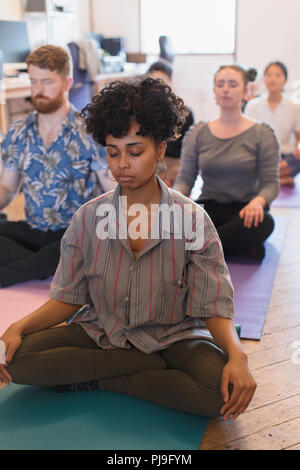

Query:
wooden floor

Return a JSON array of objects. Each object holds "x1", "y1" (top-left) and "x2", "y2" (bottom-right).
[
  {"x1": 200, "y1": 205, "x2": 300, "y2": 450},
  {"x1": 1, "y1": 195, "x2": 300, "y2": 450}
]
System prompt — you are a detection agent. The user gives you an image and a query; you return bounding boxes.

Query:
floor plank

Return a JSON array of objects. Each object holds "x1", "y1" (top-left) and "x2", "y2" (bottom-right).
[
  {"x1": 200, "y1": 395, "x2": 300, "y2": 449},
  {"x1": 285, "y1": 443, "x2": 300, "y2": 450},
  {"x1": 209, "y1": 417, "x2": 300, "y2": 450},
  {"x1": 200, "y1": 205, "x2": 300, "y2": 450},
  {"x1": 241, "y1": 324, "x2": 300, "y2": 355}
]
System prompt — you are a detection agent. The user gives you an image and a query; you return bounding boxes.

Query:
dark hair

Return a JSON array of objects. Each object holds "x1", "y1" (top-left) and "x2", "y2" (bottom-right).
[
  {"x1": 264, "y1": 61, "x2": 288, "y2": 80},
  {"x1": 147, "y1": 61, "x2": 173, "y2": 80},
  {"x1": 26, "y1": 45, "x2": 71, "y2": 79},
  {"x1": 246, "y1": 68, "x2": 258, "y2": 82},
  {"x1": 214, "y1": 64, "x2": 250, "y2": 86},
  {"x1": 79, "y1": 78, "x2": 188, "y2": 146}
]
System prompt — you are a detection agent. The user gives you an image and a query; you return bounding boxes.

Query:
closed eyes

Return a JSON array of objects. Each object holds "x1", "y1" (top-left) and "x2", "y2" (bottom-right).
[{"x1": 108, "y1": 152, "x2": 142, "y2": 158}]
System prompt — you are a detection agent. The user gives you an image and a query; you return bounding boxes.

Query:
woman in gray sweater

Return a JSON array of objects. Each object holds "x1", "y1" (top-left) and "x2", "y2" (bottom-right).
[{"x1": 175, "y1": 65, "x2": 280, "y2": 261}]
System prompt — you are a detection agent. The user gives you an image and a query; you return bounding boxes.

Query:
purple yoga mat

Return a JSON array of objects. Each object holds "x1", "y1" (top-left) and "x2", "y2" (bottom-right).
[
  {"x1": 272, "y1": 175, "x2": 300, "y2": 207},
  {"x1": 226, "y1": 217, "x2": 289, "y2": 340}
]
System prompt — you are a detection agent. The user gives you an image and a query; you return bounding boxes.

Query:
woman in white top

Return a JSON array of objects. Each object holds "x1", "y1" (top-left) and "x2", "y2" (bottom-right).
[{"x1": 245, "y1": 61, "x2": 300, "y2": 187}]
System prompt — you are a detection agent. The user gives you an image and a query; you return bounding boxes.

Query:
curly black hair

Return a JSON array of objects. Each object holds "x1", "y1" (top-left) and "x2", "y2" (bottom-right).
[{"x1": 79, "y1": 78, "x2": 188, "y2": 146}]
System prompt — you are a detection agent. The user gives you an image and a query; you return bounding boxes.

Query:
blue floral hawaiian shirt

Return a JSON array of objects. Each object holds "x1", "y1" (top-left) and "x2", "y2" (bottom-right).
[{"x1": 1, "y1": 107, "x2": 107, "y2": 231}]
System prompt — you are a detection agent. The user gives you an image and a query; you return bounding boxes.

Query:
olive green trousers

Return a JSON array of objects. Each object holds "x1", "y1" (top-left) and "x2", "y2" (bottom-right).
[{"x1": 7, "y1": 323, "x2": 228, "y2": 417}]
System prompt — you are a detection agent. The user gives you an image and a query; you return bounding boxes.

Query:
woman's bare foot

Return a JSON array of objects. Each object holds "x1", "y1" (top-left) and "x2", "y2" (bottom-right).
[{"x1": 279, "y1": 160, "x2": 292, "y2": 177}]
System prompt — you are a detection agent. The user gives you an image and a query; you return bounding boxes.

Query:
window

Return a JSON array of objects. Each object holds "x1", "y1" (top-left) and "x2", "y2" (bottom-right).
[{"x1": 140, "y1": 0, "x2": 236, "y2": 54}]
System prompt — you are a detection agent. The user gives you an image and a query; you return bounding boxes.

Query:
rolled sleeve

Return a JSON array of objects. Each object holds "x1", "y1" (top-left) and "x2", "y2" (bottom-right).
[
  {"x1": 257, "y1": 124, "x2": 280, "y2": 204},
  {"x1": 186, "y1": 216, "x2": 234, "y2": 320},
  {"x1": 49, "y1": 217, "x2": 89, "y2": 306}
]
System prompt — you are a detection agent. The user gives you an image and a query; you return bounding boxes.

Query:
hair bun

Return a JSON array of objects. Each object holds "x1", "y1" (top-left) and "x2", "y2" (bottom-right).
[{"x1": 246, "y1": 68, "x2": 258, "y2": 82}]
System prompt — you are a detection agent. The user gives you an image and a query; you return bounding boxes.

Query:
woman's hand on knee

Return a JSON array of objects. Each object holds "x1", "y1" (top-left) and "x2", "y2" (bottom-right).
[
  {"x1": 239, "y1": 197, "x2": 266, "y2": 228},
  {"x1": 220, "y1": 355, "x2": 257, "y2": 421},
  {"x1": 0, "y1": 328, "x2": 23, "y2": 385}
]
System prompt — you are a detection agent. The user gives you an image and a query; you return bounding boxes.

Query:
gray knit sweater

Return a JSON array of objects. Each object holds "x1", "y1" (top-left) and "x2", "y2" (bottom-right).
[{"x1": 174, "y1": 122, "x2": 280, "y2": 205}]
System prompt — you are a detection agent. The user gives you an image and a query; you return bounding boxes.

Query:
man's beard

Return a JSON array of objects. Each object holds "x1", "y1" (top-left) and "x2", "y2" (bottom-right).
[{"x1": 31, "y1": 88, "x2": 65, "y2": 114}]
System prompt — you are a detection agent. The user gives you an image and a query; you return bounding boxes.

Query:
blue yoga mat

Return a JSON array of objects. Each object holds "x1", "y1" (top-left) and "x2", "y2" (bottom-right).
[{"x1": 0, "y1": 384, "x2": 209, "y2": 450}]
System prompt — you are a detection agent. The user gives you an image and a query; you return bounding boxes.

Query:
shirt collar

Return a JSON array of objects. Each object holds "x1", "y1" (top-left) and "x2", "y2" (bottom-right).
[
  {"x1": 103, "y1": 176, "x2": 176, "y2": 237},
  {"x1": 25, "y1": 103, "x2": 78, "y2": 131},
  {"x1": 111, "y1": 176, "x2": 173, "y2": 208},
  {"x1": 262, "y1": 94, "x2": 289, "y2": 109}
]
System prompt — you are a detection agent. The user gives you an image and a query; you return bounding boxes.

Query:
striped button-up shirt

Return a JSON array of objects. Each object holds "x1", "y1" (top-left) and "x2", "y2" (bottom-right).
[{"x1": 50, "y1": 179, "x2": 234, "y2": 353}]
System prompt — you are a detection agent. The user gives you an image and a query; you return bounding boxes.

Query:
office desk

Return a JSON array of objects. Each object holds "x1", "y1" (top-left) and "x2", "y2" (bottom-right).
[
  {"x1": 0, "y1": 76, "x2": 31, "y2": 136},
  {"x1": 93, "y1": 63, "x2": 148, "y2": 94}
]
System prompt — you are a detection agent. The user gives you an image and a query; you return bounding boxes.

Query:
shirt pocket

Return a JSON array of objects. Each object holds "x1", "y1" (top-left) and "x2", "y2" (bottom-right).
[{"x1": 159, "y1": 281, "x2": 188, "y2": 325}]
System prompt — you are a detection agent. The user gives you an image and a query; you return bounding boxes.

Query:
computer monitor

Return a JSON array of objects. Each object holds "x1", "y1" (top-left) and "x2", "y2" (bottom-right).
[
  {"x1": 0, "y1": 21, "x2": 31, "y2": 66},
  {"x1": 0, "y1": 50, "x2": 3, "y2": 81}
]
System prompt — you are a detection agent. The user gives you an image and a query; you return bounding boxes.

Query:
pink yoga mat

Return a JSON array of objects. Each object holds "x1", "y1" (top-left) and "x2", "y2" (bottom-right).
[
  {"x1": 272, "y1": 175, "x2": 300, "y2": 207},
  {"x1": 0, "y1": 279, "x2": 52, "y2": 334},
  {"x1": 226, "y1": 217, "x2": 289, "y2": 340}
]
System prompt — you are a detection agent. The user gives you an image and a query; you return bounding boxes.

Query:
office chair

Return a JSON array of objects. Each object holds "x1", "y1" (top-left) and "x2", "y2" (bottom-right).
[
  {"x1": 159, "y1": 36, "x2": 175, "y2": 63},
  {"x1": 85, "y1": 32, "x2": 103, "y2": 49},
  {"x1": 68, "y1": 42, "x2": 92, "y2": 112}
]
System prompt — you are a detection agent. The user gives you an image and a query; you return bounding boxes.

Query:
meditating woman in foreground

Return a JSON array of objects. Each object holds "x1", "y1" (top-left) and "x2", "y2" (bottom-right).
[
  {"x1": 175, "y1": 65, "x2": 280, "y2": 261},
  {"x1": 0, "y1": 78, "x2": 256, "y2": 419}
]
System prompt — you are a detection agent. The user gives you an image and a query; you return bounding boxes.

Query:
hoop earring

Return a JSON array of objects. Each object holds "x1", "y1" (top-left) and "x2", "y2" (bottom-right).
[
  {"x1": 105, "y1": 168, "x2": 116, "y2": 182},
  {"x1": 156, "y1": 159, "x2": 167, "y2": 180}
]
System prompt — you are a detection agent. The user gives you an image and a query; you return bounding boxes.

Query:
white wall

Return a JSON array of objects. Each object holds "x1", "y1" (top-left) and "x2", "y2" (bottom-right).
[
  {"x1": 91, "y1": 0, "x2": 140, "y2": 52},
  {"x1": 78, "y1": 0, "x2": 92, "y2": 39},
  {"x1": 236, "y1": 0, "x2": 300, "y2": 90},
  {"x1": 172, "y1": 54, "x2": 234, "y2": 121},
  {"x1": 0, "y1": 0, "x2": 22, "y2": 21}
]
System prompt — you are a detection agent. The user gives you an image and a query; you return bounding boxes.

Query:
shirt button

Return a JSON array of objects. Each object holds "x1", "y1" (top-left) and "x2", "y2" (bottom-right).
[{"x1": 124, "y1": 296, "x2": 130, "y2": 302}]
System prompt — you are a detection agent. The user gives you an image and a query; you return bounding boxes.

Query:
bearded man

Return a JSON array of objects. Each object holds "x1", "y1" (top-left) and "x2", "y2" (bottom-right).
[{"x1": 0, "y1": 45, "x2": 113, "y2": 287}]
